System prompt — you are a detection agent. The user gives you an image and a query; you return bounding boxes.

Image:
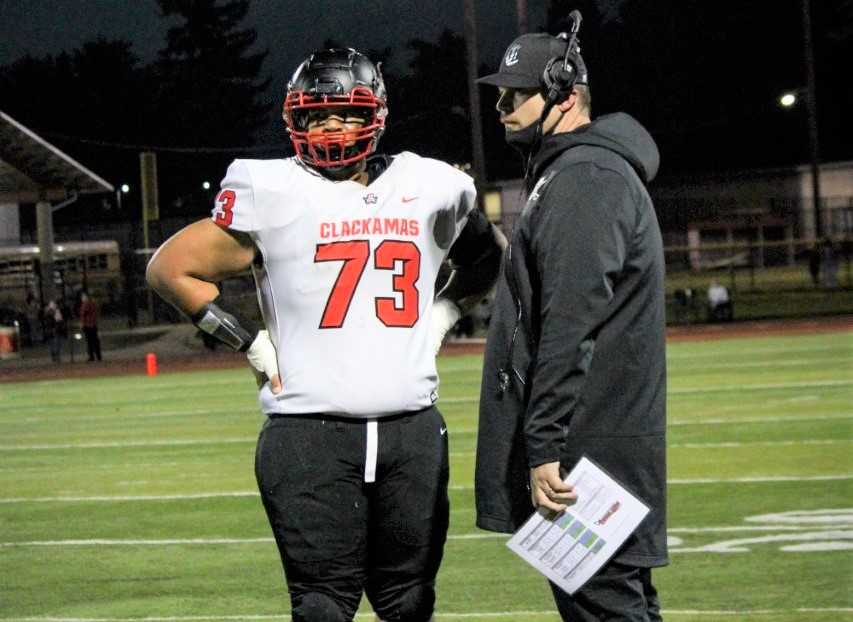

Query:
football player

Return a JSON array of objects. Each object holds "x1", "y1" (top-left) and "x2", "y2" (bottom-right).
[{"x1": 147, "y1": 48, "x2": 504, "y2": 622}]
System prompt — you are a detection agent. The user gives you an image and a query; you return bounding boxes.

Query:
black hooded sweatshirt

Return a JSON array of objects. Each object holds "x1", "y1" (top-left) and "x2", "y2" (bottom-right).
[{"x1": 475, "y1": 112, "x2": 668, "y2": 567}]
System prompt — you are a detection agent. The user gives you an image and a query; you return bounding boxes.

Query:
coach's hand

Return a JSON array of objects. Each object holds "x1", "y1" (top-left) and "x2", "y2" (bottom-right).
[
  {"x1": 431, "y1": 298, "x2": 462, "y2": 355},
  {"x1": 530, "y1": 462, "x2": 577, "y2": 513},
  {"x1": 247, "y1": 330, "x2": 282, "y2": 394}
]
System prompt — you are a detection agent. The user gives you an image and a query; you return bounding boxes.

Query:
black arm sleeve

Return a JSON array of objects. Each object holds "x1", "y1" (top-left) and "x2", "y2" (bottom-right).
[
  {"x1": 191, "y1": 295, "x2": 259, "y2": 352},
  {"x1": 447, "y1": 207, "x2": 496, "y2": 267}
]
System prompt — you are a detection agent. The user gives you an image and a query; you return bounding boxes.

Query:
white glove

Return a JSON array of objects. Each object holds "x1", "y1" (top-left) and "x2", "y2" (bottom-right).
[
  {"x1": 246, "y1": 330, "x2": 282, "y2": 393},
  {"x1": 431, "y1": 298, "x2": 462, "y2": 355}
]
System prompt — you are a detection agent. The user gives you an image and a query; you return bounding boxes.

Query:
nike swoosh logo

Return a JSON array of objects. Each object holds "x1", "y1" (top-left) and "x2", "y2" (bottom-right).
[
  {"x1": 440, "y1": 426, "x2": 447, "y2": 436},
  {"x1": 402, "y1": 196, "x2": 418, "y2": 203}
]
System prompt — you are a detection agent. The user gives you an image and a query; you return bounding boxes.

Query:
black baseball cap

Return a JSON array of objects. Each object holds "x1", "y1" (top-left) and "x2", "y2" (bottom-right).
[{"x1": 477, "y1": 33, "x2": 588, "y2": 89}]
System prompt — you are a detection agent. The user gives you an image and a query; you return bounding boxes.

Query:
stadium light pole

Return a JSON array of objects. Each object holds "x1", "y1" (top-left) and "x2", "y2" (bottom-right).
[
  {"x1": 463, "y1": 0, "x2": 487, "y2": 200},
  {"x1": 801, "y1": 0, "x2": 822, "y2": 239},
  {"x1": 516, "y1": 0, "x2": 529, "y2": 34}
]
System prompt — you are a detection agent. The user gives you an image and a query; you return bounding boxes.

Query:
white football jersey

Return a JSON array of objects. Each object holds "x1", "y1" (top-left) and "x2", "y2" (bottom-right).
[{"x1": 212, "y1": 152, "x2": 476, "y2": 417}]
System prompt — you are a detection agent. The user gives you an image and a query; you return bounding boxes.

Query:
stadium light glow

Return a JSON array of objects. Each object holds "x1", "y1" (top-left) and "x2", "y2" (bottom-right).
[
  {"x1": 780, "y1": 92, "x2": 797, "y2": 107},
  {"x1": 202, "y1": 181, "x2": 211, "y2": 190},
  {"x1": 120, "y1": 184, "x2": 130, "y2": 193}
]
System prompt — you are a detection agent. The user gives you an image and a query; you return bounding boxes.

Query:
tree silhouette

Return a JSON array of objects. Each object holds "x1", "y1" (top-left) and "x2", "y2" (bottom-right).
[
  {"x1": 151, "y1": 0, "x2": 271, "y2": 147},
  {"x1": 384, "y1": 30, "x2": 471, "y2": 165}
]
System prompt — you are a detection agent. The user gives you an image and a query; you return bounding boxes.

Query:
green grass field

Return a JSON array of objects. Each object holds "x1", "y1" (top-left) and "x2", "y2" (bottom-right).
[{"x1": 1, "y1": 331, "x2": 852, "y2": 621}]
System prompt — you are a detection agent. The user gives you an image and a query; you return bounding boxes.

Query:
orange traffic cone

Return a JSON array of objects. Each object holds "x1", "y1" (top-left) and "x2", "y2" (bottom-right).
[{"x1": 146, "y1": 352, "x2": 158, "y2": 376}]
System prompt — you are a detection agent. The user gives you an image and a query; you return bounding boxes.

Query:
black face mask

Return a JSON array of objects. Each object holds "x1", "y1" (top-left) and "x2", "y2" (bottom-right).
[{"x1": 504, "y1": 122, "x2": 540, "y2": 158}]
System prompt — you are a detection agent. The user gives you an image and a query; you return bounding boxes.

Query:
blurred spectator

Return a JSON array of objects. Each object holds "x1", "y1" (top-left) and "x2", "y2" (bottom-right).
[
  {"x1": 25, "y1": 292, "x2": 41, "y2": 344},
  {"x1": 674, "y1": 287, "x2": 695, "y2": 323},
  {"x1": 807, "y1": 242, "x2": 821, "y2": 287},
  {"x1": 822, "y1": 237, "x2": 839, "y2": 289},
  {"x1": 44, "y1": 300, "x2": 66, "y2": 363},
  {"x1": 707, "y1": 280, "x2": 733, "y2": 322},
  {"x1": 79, "y1": 292, "x2": 102, "y2": 361}
]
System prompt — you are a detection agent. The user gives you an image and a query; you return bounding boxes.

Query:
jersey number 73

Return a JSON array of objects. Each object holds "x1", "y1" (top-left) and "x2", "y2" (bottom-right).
[{"x1": 314, "y1": 240, "x2": 420, "y2": 329}]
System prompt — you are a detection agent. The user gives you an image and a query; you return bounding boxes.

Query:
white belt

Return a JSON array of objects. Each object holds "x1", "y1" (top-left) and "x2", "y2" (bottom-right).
[{"x1": 364, "y1": 419, "x2": 378, "y2": 483}]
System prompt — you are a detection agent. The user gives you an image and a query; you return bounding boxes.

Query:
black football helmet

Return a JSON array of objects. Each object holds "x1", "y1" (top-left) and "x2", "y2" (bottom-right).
[{"x1": 283, "y1": 48, "x2": 387, "y2": 176}]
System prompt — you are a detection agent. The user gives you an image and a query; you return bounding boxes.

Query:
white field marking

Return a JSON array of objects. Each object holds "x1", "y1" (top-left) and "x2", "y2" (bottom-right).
[
  {"x1": 447, "y1": 438, "x2": 851, "y2": 457},
  {"x1": 0, "y1": 384, "x2": 255, "y2": 412},
  {"x1": 2, "y1": 527, "x2": 852, "y2": 550},
  {"x1": 666, "y1": 342, "x2": 851, "y2": 360},
  {"x1": 8, "y1": 409, "x2": 231, "y2": 423},
  {"x1": 5, "y1": 612, "x2": 853, "y2": 622},
  {"x1": 0, "y1": 534, "x2": 504, "y2": 548},
  {"x1": 0, "y1": 474, "x2": 853, "y2": 510},
  {"x1": 2, "y1": 473, "x2": 851, "y2": 504},
  {"x1": 0, "y1": 460, "x2": 234, "y2": 474},
  {"x1": 437, "y1": 344, "x2": 853, "y2": 372},
  {"x1": 666, "y1": 525, "x2": 840, "y2": 533},
  {"x1": 4, "y1": 376, "x2": 259, "y2": 395},
  {"x1": 668, "y1": 412, "x2": 853, "y2": 426},
  {"x1": 446, "y1": 414, "x2": 853, "y2": 436},
  {"x1": 0, "y1": 438, "x2": 256, "y2": 451},
  {"x1": 452, "y1": 474, "x2": 853, "y2": 489},
  {"x1": 781, "y1": 395, "x2": 820, "y2": 403},
  {"x1": 668, "y1": 379, "x2": 853, "y2": 394},
  {"x1": 668, "y1": 474, "x2": 853, "y2": 484},
  {"x1": 0, "y1": 412, "x2": 247, "y2": 429},
  {"x1": 668, "y1": 357, "x2": 845, "y2": 371},
  {"x1": 0, "y1": 492, "x2": 260, "y2": 504},
  {"x1": 782, "y1": 541, "x2": 853, "y2": 551},
  {"x1": 669, "y1": 439, "x2": 849, "y2": 449},
  {"x1": 746, "y1": 508, "x2": 853, "y2": 525},
  {"x1": 670, "y1": 529, "x2": 853, "y2": 553}
]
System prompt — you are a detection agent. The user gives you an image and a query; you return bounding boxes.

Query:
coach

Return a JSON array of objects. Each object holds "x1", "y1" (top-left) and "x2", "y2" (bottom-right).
[{"x1": 474, "y1": 25, "x2": 669, "y2": 621}]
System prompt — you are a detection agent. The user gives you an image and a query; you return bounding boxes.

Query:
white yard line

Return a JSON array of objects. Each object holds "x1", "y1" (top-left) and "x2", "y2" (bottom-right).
[
  {"x1": 668, "y1": 412, "x2": 853, "y2": 426},
  {"x1": 667, "y1": 474, "x2": 853, "y2": 484},
  {"x1": 668, "y1": 379, "x2": 853, "y2": 394},
  {"x1": 2, "y1": 473, "x2": 851, "y2": 505},
  {"x1": 0, "y1": 492, "x2": 259, "y2": 504},
  {"x1": 447, "y1": 438, "x2": 851, "y2": 457},
  {"x1": 0, "y1": 438, "x2": 255, "y2": 451},
  {"x1": 6, "y1": 414, "x2": 853, "y2": 451},
  {"x1": 0, "y1": 525, "x2": 834, "y2": 549},
  {"x1": 669, "y1": 439, "x2": 849, "y2": 449}
]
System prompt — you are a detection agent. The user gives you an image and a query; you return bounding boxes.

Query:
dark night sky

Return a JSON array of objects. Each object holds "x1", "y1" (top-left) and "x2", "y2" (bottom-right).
[
  {"x1": 1, "y1": 0, "x2": 850, "y2": 187},
  {"x1": 0, "y1": 0, "x2": 555, "y2": 99}
]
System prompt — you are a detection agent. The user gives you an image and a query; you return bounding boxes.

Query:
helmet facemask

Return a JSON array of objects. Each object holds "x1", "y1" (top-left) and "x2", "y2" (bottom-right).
[{"x1": 284, "y1": 49, "x2": 388, "y2": 179}]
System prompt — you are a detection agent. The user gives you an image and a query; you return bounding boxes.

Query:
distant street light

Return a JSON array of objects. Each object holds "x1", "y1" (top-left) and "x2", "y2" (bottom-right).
[
  {"x1": 780, "y1": 92, "x2": 797, "y2": 107},
  {"x1": 202, "y1": 181, "x2": 211, "y2": 190},
  {"x1": 116, "y1": 184, "x2": 130, "y2": 211}
]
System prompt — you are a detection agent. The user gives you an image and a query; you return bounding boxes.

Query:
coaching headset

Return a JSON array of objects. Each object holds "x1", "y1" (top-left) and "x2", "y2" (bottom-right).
[{"x1": 541, "y1": 10, "x2": 584, "y2": 109}]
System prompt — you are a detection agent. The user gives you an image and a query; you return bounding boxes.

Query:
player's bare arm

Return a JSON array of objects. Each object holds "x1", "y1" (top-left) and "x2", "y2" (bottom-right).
[
  {"x1": 146, "y1": 218, "x2": 255, "y2": 315},
  {"x1": 146, "y1": 219, "x2": 282, "y2": 392}
]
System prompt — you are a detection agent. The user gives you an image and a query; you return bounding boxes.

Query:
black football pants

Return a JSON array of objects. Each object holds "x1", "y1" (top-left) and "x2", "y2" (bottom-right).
[
  {"x1": 255, "y1": 407, "x2": 449, "y2": 621},
  {"x1": 550, "y1": 561, "x2": 662, "y2": 621}
]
